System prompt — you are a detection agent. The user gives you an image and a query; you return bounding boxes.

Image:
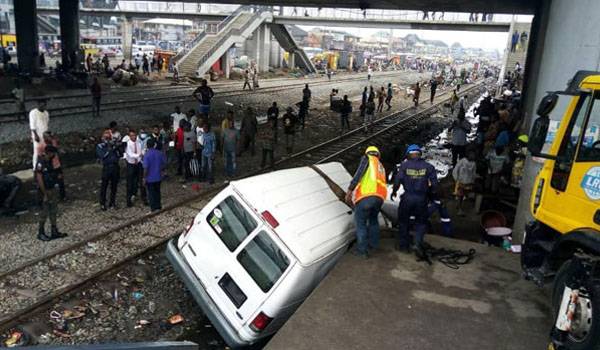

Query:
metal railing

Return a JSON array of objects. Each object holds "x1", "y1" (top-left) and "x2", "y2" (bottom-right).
[
  {"x1": 173, "y1": 5, "x2": 250, "y2": 64},
  {"x1": 193, "y1": 10, "x2": 265, "y2": 74}
]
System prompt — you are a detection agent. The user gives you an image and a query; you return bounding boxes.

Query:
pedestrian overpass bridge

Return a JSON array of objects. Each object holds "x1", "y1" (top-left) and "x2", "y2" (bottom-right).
[{"x1": 37, "y1": 7, "x2": 511, "y2": 32}]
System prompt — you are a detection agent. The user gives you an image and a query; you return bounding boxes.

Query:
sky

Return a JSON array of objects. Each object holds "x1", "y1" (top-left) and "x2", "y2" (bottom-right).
[{"x1": 299, "y1": 26, "x2": 511, "y2": 51}]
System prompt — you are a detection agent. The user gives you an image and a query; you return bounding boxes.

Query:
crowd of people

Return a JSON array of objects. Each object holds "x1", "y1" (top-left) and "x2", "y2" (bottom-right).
[
  {"x1": 449, "y1": 87, "x2": 528, "y2": 216},
  {"x1": 9, "y1": 62, "x2": 504, "y2": 246},
  {"x1": 17, "y1": 78, "x2": 316, "y2": 241}
]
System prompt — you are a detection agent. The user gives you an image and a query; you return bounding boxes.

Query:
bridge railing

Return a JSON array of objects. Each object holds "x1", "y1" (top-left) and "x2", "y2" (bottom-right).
[
  {"x1": 173, "y1": 5, "x2": 251, "y2": 64},
  {"x1": 278, "y1": 7, "x2": 516, "y2": 23},
  {"x1": 193, "y1": 9, "x2": 265, "y2": 74}
]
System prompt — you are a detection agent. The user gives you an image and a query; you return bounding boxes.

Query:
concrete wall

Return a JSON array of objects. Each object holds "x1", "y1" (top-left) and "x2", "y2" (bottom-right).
[{"x1": 514, "y1": 0, "x2": 600, "y2": 240}]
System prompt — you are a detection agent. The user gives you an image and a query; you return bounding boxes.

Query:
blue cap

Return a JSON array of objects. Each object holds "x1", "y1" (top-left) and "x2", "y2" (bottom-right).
[{"x1": 406, "y1": 144, "x2": 422, "y2": 154}]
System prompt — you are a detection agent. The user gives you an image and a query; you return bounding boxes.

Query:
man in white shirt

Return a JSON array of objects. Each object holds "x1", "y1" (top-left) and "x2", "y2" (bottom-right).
[
  {"x1": 124, "y1": 129, "x2": 145, "y2": 207},
  {"x1": 171, "y1": 106, "x2": 186, "y2": 132},
  {"x1": 29, "y1": 99, "x2": 50, "y2": 170}
]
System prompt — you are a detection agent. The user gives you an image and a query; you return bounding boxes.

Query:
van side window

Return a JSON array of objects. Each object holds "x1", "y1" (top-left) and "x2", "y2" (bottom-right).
[
  {"x1": 577, "y1": 95, "x2": 600, "y2": 162},
  {"x1": 207, "y1": 196, "x2": 257, "y2": 252},
  {"x1": 237, "y1": 231, "x2": 290, "y2": 293}
]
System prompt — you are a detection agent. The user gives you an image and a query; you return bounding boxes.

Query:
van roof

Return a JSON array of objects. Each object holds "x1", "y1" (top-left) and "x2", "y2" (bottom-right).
[{"x1": 230, "y1": 162, "x2": 354, "y2": 266}]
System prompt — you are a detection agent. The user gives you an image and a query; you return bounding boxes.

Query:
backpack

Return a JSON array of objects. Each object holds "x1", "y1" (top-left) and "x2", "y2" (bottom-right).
[{"x1": 189, "y1": 158, "x2": 200, "y2": 177}]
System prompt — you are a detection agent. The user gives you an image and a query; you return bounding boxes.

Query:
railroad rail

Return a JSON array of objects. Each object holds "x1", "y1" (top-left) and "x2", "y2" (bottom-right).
[
  {"x1": 0, "y1": 71, "x2": 410, "y2": 123},
  {"x1": 0, "y1": 79, "x2": 488, "y2": 331}
]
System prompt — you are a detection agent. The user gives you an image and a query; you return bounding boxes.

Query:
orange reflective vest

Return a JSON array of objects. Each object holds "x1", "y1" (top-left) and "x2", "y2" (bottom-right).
[{"x1": 354, "y1": 155, "x2": 387, "y2": 204}]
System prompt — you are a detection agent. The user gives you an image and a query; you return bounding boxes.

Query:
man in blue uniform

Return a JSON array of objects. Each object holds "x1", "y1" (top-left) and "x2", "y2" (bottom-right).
[
  {"x1": 391, "y1": 144, "x2": 438, "y2": 258},
  {"x1": 97, "y1": 129, "x2": 122, "y2": 210}
]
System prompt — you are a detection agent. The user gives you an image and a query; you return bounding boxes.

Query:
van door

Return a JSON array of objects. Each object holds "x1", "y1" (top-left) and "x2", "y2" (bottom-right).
[
  {"x1": 181, "y1": 192, "x2": 292, "y2": 331},
  {"x1": 181, "y1": 191, "x2": 260, "y2": 329}
]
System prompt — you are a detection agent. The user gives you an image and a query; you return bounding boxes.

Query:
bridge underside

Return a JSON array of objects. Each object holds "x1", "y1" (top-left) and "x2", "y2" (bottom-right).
[{"x1": 118, "y1": 0, "x2": 539, "y2": 14}]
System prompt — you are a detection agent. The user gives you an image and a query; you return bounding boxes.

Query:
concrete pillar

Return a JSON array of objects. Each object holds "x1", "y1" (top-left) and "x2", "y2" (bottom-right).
[
  {"x1": 243, "y1": 31, "x2": 260, "y2": 68},
  {"x1": 270, "y1": 38, "x2": 281, "y2": 68},
  {"x1": 513, "y1": 0, "x2": 600, "y2": 241},
  {"x1": 122, "y1": 16, "x2": 133, "y2": 62},
  {"x1": 258, "y1": 24, "x2": 271, "y2": 72},
  {"x1": 288, "y1": 50, "x2": 295, "y2": 69},
  {"x1": 59, "y1": 0, "x2": 80, "y2": 69},
  {"x1": 222, "y1": 47, "x2": 232, "y2": 79},
  {"x1": 13, "y1": 0, "x2": 39, "y2": 74}
]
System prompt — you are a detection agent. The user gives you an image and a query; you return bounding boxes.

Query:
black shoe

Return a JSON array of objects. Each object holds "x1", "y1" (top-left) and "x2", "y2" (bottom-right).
[
  {"x1": 37, "y1": 225, "x2": 51, "y2": 241},
  {"x1": 127, "y1": 202, "x2": 133, "y2": 208},
  {"x1": 101, "y1": 205, "x2": 107, "y2": 211},
  {"x1": 109, "y1": 204, "x2": 118, "y2": 210},
  {"x1": 50, "y1": 225, "x2": 67, "y2": 239}
]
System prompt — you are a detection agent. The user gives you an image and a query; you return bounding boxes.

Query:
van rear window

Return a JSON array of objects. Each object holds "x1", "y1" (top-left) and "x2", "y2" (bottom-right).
[
  {"x1": 237, "y1": 231, "x2": 290, "y2": 292},
  {"x1": 207, "y1": 196, "x2": 257, "y2": 252}
]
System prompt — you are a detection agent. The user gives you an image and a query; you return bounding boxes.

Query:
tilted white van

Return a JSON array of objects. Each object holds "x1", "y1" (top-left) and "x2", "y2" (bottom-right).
[{"x1": 166, "y1": 162, "x2": 356, "y2": 347}]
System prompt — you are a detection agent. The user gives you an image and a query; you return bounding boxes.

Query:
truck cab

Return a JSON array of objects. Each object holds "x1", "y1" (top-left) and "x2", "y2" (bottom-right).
[{"x1": 522, "y1": 71, "x2": 600, "y2": 349}]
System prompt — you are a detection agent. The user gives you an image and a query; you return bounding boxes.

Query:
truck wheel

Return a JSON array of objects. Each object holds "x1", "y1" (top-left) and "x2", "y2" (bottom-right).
[{"x1": 552, "y1": 259, "x2": 600, "y2": 349}]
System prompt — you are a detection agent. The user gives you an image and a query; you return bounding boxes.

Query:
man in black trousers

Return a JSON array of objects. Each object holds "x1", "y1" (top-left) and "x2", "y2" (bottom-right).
[{"x1": 96, "y1": 129, "x2": 121, "y2": 210}]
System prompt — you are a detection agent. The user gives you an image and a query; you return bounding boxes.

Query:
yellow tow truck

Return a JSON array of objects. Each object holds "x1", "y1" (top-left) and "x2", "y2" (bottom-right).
[{"x1": 522, "y1": 70, "x2": 600, "y2": 349}]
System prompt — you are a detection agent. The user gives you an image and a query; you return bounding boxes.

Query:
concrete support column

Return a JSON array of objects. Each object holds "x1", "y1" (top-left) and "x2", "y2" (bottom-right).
[
  {"x1": 13, "y1": 0, "x2": 39, "y2": 74},
  {"x1": 122, "y1": 16, "x2": 133, "y2": 62},
  {"x1": 258, "y1": 24, "x2": 270, "y2": 72},
  {"x1": 270, "y1": 39, "x2": 281, "y2": 69},
  {"x1": 59, "y1": 0, "x2": 80, "y2": 70},
  {"x1": 222, "y1": 47, "x2": 232, "y2": 79},
  {"x1": 288, "y1": 50, "x2": 295, "y2": 69}
]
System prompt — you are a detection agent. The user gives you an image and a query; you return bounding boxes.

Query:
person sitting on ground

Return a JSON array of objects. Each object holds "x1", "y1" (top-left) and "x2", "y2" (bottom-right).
[
  {"x1": 0, "y1": 169, "x2": 22, "y2": 216},
  {"x1": 452, "y1": 151, "x2": 477, "y2": 216}
]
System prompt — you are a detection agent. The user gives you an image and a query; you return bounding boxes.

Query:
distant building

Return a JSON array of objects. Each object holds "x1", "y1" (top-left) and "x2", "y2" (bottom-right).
[
  {"x1": 310, "y1": 28, "x2": 359, "y2": 51},
  {"x1": 142, "y1": 18, "x2": 193, "y2": 42},
  {"x1": 287, "y1": 25, "x2": 309, "y2": 45}
]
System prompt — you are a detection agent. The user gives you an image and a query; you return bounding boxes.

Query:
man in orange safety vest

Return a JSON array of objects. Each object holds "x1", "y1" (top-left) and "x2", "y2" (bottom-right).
[{"x1": 345, "y1": 146, "x2": 387, "y2": 258}]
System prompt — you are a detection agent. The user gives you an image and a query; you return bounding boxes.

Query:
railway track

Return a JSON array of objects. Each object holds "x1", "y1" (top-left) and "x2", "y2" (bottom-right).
[
  {"x1": 0, "y1": 71, "x2": 408, "y2": 123},
  {"x1": 0, "y1": 79, "x2": 488, "y2": 331}
]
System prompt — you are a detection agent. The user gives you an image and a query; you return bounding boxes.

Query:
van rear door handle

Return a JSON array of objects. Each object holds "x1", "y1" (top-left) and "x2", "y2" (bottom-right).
[{"x1": 594, "y1": 210, "x2": 600, "y2": 226}]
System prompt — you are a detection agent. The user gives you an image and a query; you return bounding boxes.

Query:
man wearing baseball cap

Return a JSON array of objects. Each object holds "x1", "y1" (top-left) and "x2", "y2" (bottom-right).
[{"x1": 391, "y1": 144, "x2": 438, "y2": 258}]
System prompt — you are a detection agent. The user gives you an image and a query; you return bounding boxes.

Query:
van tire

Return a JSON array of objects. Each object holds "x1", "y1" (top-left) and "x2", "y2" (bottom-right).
[{"x1": 552, "y1": 259, "x2": 600, "y2": 350}]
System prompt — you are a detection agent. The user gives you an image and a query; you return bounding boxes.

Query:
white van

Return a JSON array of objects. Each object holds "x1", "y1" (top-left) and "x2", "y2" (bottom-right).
[{"x1": 166, "y1": 162, "x2": 356, "y2": 348}]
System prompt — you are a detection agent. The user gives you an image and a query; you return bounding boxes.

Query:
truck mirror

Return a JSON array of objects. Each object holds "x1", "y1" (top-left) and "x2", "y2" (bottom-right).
[
  {"x1": 528, "y1": 115, "x2": 550, "y2": 155},
  {"x1": 536, "y1": 93, "x2": 559, "y2": 118}
]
